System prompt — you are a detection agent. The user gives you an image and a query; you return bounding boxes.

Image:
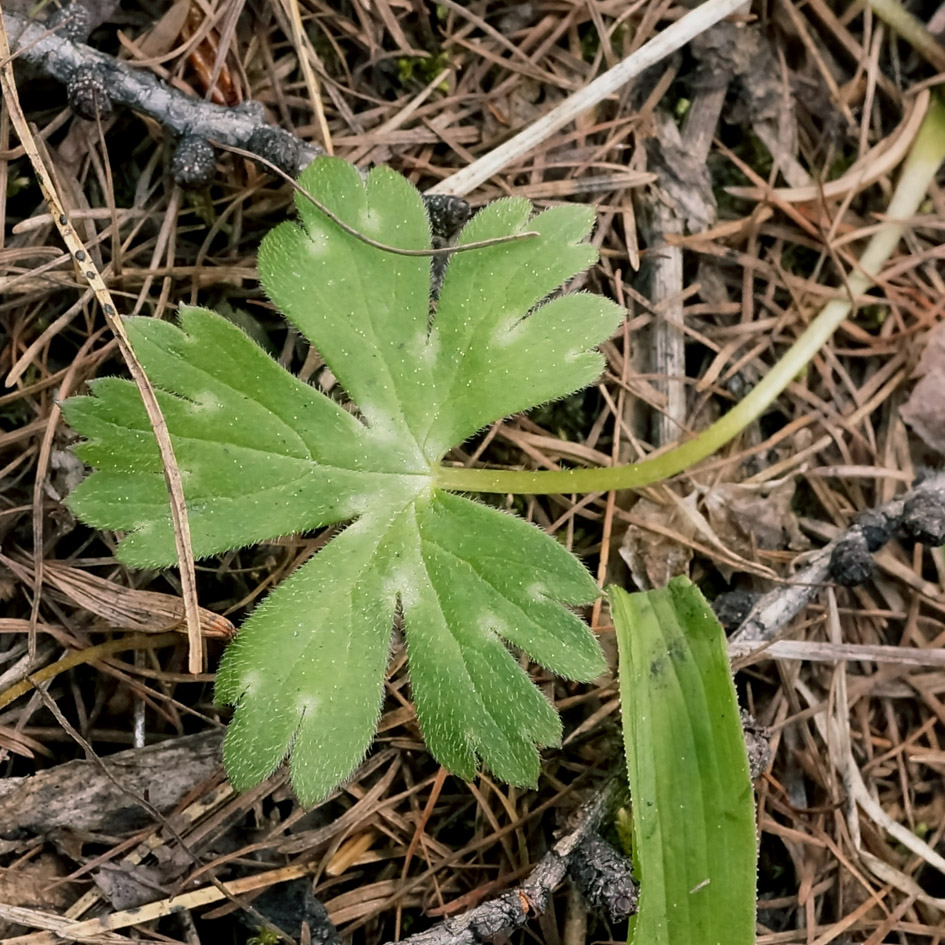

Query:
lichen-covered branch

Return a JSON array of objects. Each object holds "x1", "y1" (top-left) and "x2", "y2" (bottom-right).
[
  {"x1": 4, "y1": 5, "x2": 312, "y2": 178},
  {"x1": 730, "y1": 472, "x2": 945, "y2": 645},
  {"x1": 5, "y1": 3, "x2": 474, "y2": 238},
  {"x1": 388, "y1": 779, "x2": 635, "y2": 945}
]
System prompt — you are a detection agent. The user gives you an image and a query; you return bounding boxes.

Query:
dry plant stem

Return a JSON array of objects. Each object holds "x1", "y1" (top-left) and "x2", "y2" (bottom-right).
[
  {"x1": 731, "y1": 638, "x2": 945, "y2": 666},
  {"x1": 0, "y1": 8, "x2": 321, "y2": 164},
  {"x1": 0, "y1": 913, "x2": 130, "y2": 945},
  {"x1": 0, "y1": 862, "x2": 319, "y2": 944},
  {"x1": 794, "y1": 672, "x2": 945, "y2": 901},
  {"x1": 29, "y1": 686, "x2": 302, "y2": 945},
  {"x1": 26, "y1": 327, "x2": 100, "y2": 663},
  {"x1": 0, "y1": 632, "x2": 180, "y2": 713},
  {"x1": 0, "y1": 10, "x2": 204, "y2": 674},
  {"x1": 729, "y1": 472, "x2": 945, "y2": 646},
  {"x1": 644, "y1": 83, "x2": 727, "y2": 446},
  {"x1": 867, "y1": 0, "x2": 945, "y2": 72},
  {"x1": 641, "y1": 140, "x2": 687, "y2": 449},
  {"x1": 435, "y1": 93, "x2": 945, "y2": 495},
  {"x1": 279, "y1": 0, "x2": 332, "y2": 153},
  {"x1": 725, "y1": 88, "x2": 930, "y2": 202},
  {"x1": 427, "y1": 0, "x2": 749, "y2": 197},
  {"x1": 385, "y1": 780, "x2": 621, "y2": 945},
  {"x1": 4, "y1": 1, "x2": 740, "y2": 206}
]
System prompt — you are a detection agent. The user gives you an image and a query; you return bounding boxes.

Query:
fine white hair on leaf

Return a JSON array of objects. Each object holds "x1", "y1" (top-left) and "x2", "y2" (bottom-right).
[
  {"x1": 304, "y1": 229, "x2": 329, "y2": 256},
  {"x1": 63, "y1": 153, "x2": 614, "y2": 804},
  {"x1": 237, "y1": 670, "x2": 261, "y2": 698},
  {"x1": 478, "y1": 613, "x2": 506, "y2": 641}
]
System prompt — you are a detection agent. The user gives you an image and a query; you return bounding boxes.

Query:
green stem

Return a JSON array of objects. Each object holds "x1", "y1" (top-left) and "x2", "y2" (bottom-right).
[
  {"x1": 867, "y1": 0, "x2": 945, "y2": 73},
  {"x1": 435, "y1": 93, "x2": 945, "y2": 496}
]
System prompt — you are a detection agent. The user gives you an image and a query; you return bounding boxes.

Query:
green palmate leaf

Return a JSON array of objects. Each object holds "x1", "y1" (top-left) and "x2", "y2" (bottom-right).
[
  {"x1": 65, "y1": 156, "x2": 622, "y2": 803},
  {"x1": 609, "y1": 578, "x2": 757, "y2": 945}
]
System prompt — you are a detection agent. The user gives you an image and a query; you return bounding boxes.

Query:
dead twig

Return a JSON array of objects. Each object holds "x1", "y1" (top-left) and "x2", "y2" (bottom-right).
[
  {"x1": 428, "y1": 0, "x2": 750, "y2": 197},
  {"x1": 731, "y1": 472, "x2": 945, "y2": 647},
  {"x1": 1, "y1": 6, "x2": 313, "y2": 174},
  {"x1": 0, "y1": 15, "x2": 205, "y2": 674},
  {"x1": 385, "y1": 779, "x2": 632, "y2": 945}
]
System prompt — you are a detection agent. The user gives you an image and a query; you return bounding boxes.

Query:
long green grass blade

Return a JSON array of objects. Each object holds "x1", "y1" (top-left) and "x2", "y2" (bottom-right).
[{"x1": 609, "y1": 577, "x2": 756, "y2": 945}]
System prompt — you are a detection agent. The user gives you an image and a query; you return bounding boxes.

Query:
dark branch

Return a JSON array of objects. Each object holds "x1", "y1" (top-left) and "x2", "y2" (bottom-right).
[
  {"x1": 730, "y1": 472, "x2": 945, "y2": 645},
  {"x1": 386, "y1": 779, "x2": 635, "y2": 945},
  {"x1": 4, "y1": 4, "x2": 472, "y2": 280},
  {"x1": 5, "y1": 5, "x2": 314, "y2": 176}
]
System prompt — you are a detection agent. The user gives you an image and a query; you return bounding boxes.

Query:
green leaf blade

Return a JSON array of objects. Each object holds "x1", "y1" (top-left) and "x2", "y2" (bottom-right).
[
  {"x1": 258, "y1": 159, "x2": 435, "y2": 452},
  {"x1": 441, "y1": 291, "x2": 624, "y2": 447},
  {"x1": 64, "y1": 306, "x2": 424, "y2": 567},
  {"x1": 424, "y1": 201, "x2": 614, "y2": 453},
  {"x1": 416, "y1": 492, "x2": 605, "y2": 678},
  {"x1": 216, "y1": 513, "x2": 400, "y2": 804},
  {"x1": 401, "y1": 490, "x2": 604, "y2": 784},
  {"x1": 401, "y1": 496, "x2": 574, "y2": 785},
  {"x1": 609, "y1": 577, "x2": 756, "y2": 945},
  {"x1": 64, "y1": 156, "x2": 623, "y2": 802},
  {"x1": 124, "y1": 308, "x2": 377, "y2": 466}
]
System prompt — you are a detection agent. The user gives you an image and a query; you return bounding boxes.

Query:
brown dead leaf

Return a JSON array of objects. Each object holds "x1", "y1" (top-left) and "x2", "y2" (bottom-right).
[
  {"x1": 902, "y1": 320, "x2": 945, "y2": 455},
  {"x1": 44, "y1": 561, "x2": 236, "y2": 638},
  {"x1": 0, "y1": 854, "x2": 74, "y2": 937},
  {"x1": 619, "y1": 494, "x2": 698, "y2": 589},
  {"x1": 93, "y1": 862, "x2": 168, "y2": 910},
  {"x1": 0, "y1": 724, "x2": 54, "y2": 761},
  {"x1": 131, "y1": 0, "x2": 190, "y2": 59},
  {"x1": 703, "y1": 479, "x2": 809, "y2": 575},
  {"x1": 3, "y1": 557, "x2": 234, "y2": 638}
]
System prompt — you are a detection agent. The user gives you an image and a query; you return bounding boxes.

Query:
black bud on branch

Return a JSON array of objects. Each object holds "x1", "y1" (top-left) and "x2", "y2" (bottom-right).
[
  {"x1": 425, "y1": 194, "x2": 472, "y2": 301},
  {"x1": 569, "y1": 835, "x2": 638, "y2": 922},
  {"x1": 855, "y1": 507, "x2": 892, "y2": 552},
  {"x1": 712, "y1": 589, "x2": 762, "y2": 632},
  {"x1": 901, "y1": 491, "x2": 945, "y2": 547},
  {"x1": 423, "y1": 193, "x2": 472, "y2": 242},
  {"x1": 49, "y1": 3, "x2": 94, "y2": 43},
  {"x1": 468, "y1": 892, "x2": 524, "y2": 939},
  {"x1": 172, "y1": 136, "x2": 217, "y2": 188},
  {"x1": 67, "y1": 64, "x2": 113, "y2": 121},
  {"x1": 829, "y1": 529, "x2": 874, "y2": 587},
  {"x1": 247, "y1": 126, "x2": 303, "y2": 178}
]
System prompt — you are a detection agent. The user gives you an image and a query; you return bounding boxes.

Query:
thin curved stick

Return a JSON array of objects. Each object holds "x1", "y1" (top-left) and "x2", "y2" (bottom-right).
[
  {"x1": 726, "y1": 89, "x2": 930, "y2": 204},
  {"x1": 219, "y1": 142, "x2": 540, "y2": 256}
]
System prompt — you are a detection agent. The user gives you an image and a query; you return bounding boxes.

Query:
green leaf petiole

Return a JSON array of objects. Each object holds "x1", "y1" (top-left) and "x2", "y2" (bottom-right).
[{"x1": 435, "y1": 93, "x2": 945, "y2": 497}]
